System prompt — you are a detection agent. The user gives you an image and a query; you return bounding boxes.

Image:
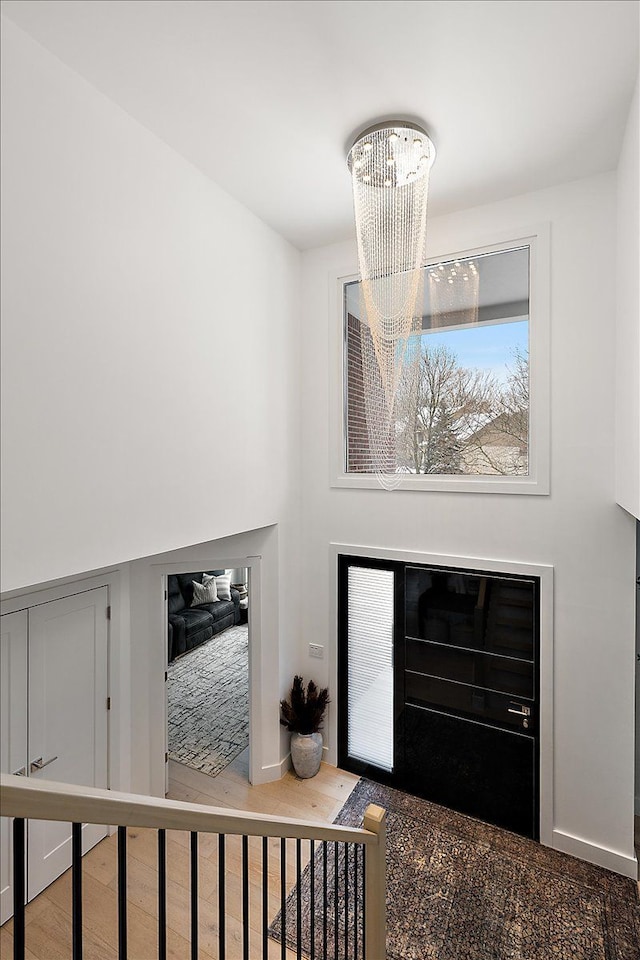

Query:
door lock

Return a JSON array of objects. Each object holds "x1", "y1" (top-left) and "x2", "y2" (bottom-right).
[{"x1": 30, "y1": 756, "x2": 58, "y2": 773}]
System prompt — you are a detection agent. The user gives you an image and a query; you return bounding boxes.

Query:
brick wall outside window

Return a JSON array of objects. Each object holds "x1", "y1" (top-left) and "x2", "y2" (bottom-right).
[{"x1": 346, "y1": 313, "x2": 373, "y2": 473}]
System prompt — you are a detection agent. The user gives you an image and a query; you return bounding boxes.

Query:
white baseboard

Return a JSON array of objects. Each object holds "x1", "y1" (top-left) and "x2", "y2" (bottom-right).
[
  {"x1": 256, "y1": 747, "x2": 332, "y2": 785},
  {"x1": 254, "y1": 753, "x2": 291, "y2": 785},
  {"x1": 552, "y1": 829, "x2": 638, "y2": 879}
]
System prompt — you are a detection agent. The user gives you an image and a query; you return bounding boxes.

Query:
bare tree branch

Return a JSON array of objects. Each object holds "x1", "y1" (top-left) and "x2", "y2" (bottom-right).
[{"x1": 393, "y1": 339, "x2": 529, "y2": 476}]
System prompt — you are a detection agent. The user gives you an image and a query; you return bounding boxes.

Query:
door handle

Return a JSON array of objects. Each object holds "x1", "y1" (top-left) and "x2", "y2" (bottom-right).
[
  {"x1": 507, "y1": 705, "x2": 531, "y2": 717},
  {"x1": 30, "y1": 756, "x2": 58, "y2": 773}
]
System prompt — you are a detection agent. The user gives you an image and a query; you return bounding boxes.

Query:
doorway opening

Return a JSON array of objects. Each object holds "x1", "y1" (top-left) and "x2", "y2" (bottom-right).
[{"x1": 165, "y1": 566, "x2": 251, "y2": 783}]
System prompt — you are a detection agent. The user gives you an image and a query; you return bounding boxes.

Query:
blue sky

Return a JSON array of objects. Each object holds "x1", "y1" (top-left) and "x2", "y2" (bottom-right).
[{"x1": 421, "y1": 319, "x2": 528, "y2": 384}]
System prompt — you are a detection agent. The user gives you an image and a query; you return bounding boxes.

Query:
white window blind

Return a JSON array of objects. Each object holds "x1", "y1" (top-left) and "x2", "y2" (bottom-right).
[{"x1": 347, "y1": 566, "x2": 394, "y2": 772}]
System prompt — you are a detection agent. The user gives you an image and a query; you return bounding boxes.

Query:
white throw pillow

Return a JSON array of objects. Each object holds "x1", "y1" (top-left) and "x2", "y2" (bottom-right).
[
  {"x1": 213, "y1": 574, "x2": 232, "y2": 601},
  {"x1": 191, "y1": 576, "x2": 218, "y2": 606}
]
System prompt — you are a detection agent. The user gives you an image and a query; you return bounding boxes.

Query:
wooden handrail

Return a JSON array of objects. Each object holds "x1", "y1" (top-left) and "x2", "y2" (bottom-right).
[
  {"x1": 2, "y1": 774, "x2": 388, "y2": 958},
  {"x1": 0, "y1": 773, "x2": 378, "y2": 845}
]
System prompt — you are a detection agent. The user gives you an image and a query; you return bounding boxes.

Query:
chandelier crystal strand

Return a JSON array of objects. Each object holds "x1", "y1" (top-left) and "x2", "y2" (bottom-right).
[
  {"x1": 428, "y1": 259, "x2": 479, "y2": 328},
  {"x1": 348, "y1": 123, "x2": 435, "y2": 488}
]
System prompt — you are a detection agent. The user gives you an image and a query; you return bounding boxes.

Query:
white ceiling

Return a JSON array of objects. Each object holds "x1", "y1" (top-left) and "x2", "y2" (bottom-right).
[{"x1": 2, "y1": 0, "x2": 638, "y2": 250}]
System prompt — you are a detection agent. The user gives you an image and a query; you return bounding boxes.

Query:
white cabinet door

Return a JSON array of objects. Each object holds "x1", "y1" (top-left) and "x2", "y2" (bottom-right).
[
  {"x1": 0, "y1": 610, "x2": 28, "y2": 924},
  {"x1": 27, "y1": 589, "x2": 109, "y2": 901}
]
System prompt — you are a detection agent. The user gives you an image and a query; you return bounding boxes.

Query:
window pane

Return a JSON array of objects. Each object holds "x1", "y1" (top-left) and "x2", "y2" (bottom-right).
[
  {"x1": 346, "y1": 566, "x2": 394, "y2": 772},
  {"x1": 345, "y1": 246, "x2": 529, "y2": 477}
]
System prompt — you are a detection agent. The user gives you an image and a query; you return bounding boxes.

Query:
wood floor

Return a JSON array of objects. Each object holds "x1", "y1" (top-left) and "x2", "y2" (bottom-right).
[{"x1": 0, "y1": 752, "x2": 360, "y2": 960}]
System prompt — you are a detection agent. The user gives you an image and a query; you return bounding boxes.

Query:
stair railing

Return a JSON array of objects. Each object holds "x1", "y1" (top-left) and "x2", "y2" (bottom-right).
[{"x1": 0, "y1": 772, "x2": 387, "y2": 960}]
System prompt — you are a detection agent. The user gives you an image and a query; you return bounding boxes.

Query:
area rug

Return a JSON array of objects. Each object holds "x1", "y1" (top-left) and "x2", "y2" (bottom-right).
[
  {"x1": 167, "y1": 624, "x2": 248, "y2": 777},
  {"x1": 270, "y1": 778, "x2": 640, "y2": 960}
]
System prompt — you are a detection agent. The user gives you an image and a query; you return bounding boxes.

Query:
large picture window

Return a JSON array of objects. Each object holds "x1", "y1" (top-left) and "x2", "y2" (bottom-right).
[{"x1": 333, "y1": 230, "x2": 549, "y2": 494}]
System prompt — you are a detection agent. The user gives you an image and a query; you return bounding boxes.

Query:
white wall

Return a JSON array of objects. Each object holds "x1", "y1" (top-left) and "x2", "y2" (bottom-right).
[
  {"x1": 615, "y1": 71, "x2": 640, "y2": 521},
  {"x1": 613, "y1": 70, "x2": 640, "y2": 819},
  {"x1": 300, "y1": 174, "x2": 637, "y2": 876},
  {"x1": 0, "y1": 18, "x2": 301, "y2": 593}
]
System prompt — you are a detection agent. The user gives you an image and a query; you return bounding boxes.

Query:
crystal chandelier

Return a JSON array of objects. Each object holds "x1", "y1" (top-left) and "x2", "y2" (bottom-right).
[
  {"x1": 347, "y1": 121, "x2": 436, "y2": 488},
  {"x1": 427, "y1": 258, "x2": 480, "y2": 328}
]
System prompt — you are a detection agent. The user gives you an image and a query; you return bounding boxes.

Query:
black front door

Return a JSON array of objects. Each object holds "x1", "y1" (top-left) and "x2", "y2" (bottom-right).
[{"x1": 338, "y1": 555, "x2": 540, "y2": 840}]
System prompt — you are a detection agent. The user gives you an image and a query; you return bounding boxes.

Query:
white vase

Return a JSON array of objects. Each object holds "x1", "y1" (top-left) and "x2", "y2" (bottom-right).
[{"x1": 290, "y1": 732, "x2": 323, "y2": 778}]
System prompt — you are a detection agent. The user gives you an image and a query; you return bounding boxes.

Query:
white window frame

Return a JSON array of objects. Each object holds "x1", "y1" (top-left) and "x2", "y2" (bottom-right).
[{"x1": 329, "y1": 224, "x2": 551, "y2": 494}]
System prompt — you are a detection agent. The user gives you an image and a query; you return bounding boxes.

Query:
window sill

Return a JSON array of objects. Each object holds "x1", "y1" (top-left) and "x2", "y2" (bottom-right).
[{"x1": 331, "y1": 473, "x2": 549, "y2": 495}]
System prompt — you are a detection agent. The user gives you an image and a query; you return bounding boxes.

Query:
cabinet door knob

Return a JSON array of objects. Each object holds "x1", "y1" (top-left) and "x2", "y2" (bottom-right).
[{"x1": 30, "y1": 756, "x2": 58, "y2": 773}]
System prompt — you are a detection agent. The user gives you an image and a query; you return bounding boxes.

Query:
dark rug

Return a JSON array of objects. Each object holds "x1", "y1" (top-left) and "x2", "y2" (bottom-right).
[{"x1": 270, "y1": 778, "x2": 640, "y2": 959}]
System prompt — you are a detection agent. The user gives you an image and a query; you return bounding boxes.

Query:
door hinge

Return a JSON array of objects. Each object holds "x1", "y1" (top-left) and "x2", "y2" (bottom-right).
[
  {"x1": 107, "y1": 696, "x2": 111, "y2": 710},
  {"x1": 106, "y1": 605, "x2": 111, "y2": 621},
  {"x1": 165, "y1": 752, "x2": 168, "y2": 763},
  {"x1": 164, "y1": 590, "x2": 168, "y2": 601},
  {"x1": 165, "y1": 671, "x2": 168, "y2": 683}
]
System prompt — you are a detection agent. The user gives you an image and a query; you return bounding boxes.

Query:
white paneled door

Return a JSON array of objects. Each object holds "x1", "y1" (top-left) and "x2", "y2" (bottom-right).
[
  {"x1": 0, "y1": 610, "x2": 28, "y2": 924},
  {"x1": 0, "y1": 588, "x2": 109, "y2": 912},
  {"x1": 27, "y1": 588, "x2": 109, "y2": 900}
]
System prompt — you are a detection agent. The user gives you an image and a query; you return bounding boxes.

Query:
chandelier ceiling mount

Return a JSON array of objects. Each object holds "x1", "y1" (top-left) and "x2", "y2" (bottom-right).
[{"x1": 346, "y1": 119, "x2": 436, "y2": 190}]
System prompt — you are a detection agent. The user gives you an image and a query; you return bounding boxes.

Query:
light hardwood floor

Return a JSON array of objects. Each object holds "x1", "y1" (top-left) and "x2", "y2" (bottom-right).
[{"x1": 0, "y1": 753, "x2": 360, "y2": 960}]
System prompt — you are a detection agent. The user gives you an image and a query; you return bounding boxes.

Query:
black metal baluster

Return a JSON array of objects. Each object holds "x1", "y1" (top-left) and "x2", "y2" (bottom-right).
[
  {"x1": 117, "y1": 826, "x2": 127, "y2": 960},
  {"x1": 344, "y1": 844, "x2": 349, "y2": 960},
  {"x1": 280, "y1": 838, "x2": 287, "y2": 960},
  {"x1": 353, "y1": 845, "x2": 359, "y2": 960},
  {"x1": 334, "y1": 842, "x2": 339, "y2": 960},
  {"x1": 262, "y1": 836, "x2": 269, "y2": 960},
  {"x1": 158, "y1": 830, "x2": 167, "y2": 960},
  {"x1": 310, "y1": 839, "x2": 315, "y2": 960},
  {"x1": 242, "y1": 835, "x2": 249, "y2": 960},
  {"x1": 72, "y1": 822, "x2": 83, "y2": 960},
  {"x1": 219, "y1": 834, "x2": 226, "y2": 960},
  {"x1": 361, "y1": 847, "x2": 366, "y2": 960},
  {"x1": 322, "y1": 841, "x2": 328, "y2": 960},
  {"x1": 296, "y1": 838, "x2": 302, "y2": 960},
  {"x1": 12, "y1": 818, "x2": 25, "y2": 960},
  {"x1": 190, "y1": 832, "x2": 198, "y2": 960}
]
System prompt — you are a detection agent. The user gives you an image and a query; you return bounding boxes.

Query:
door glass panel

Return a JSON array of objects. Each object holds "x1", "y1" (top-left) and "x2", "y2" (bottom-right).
[{"x1": 347, "y1": 566, "x2": 394, "y2": 772}]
